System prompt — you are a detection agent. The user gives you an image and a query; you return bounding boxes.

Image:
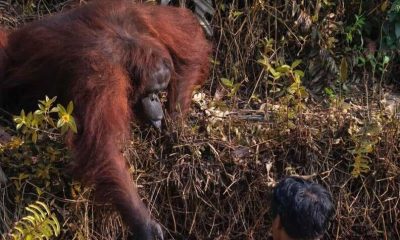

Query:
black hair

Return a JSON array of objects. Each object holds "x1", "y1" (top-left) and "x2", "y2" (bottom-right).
[{"x1": 271, "y1": 176, "x2": 335, "y2": 239}]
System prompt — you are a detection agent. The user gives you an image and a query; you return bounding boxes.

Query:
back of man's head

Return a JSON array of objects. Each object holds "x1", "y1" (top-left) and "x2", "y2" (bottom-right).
[{"x1": 271, "y1": 176, "x2": 335, "y2": 239}]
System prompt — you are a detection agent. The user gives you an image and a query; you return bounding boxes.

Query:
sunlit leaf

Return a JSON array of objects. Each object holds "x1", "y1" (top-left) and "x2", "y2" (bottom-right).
[
  {"x1": 67, "y1": 101, "x2": 74, "y2": 114},
  {"x1": 291, "y1": 60, "x2": 302, "y2": 69},
  {"x1": 220, "y1": 78, "x2": 233, "y2": 88},
  {"x1": 293, "y1": 70, "x2": 304, "y2": 78},
  {"x1": 276, "y1": 65, "x2": 291, "y2": 73}
]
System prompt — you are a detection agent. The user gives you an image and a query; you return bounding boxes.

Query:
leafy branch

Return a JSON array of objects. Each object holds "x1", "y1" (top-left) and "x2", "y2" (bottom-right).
[{"x1": 9, "y1": 201, "x2": 61, "y2": 240}]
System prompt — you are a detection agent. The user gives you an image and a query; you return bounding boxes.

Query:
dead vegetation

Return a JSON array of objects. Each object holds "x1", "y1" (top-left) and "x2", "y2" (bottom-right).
[{"x1": 1, "y1": 0, "x2": 399, "y2": 239}]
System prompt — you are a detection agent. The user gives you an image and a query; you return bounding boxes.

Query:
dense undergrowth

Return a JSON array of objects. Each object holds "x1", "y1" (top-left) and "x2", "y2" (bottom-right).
[{"x1": 0, "y1": 0, "x2": 399, "y2": 239}]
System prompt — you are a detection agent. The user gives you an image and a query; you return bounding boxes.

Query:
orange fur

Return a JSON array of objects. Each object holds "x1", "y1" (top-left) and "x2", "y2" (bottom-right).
[{"x1": 0, "y1": 1, "x2": 211, "y2": 239}]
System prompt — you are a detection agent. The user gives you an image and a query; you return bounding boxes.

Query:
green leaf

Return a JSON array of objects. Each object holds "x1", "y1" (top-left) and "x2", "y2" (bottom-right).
[
  {"x1": 61, "y1": 125, "x2": 68, "y2": 135},
  {"x1": 220, "y1": 78, "x2": 233, "y2": 88},
  {"x1": 383, "y1": 55, "x2": 390, "y2": 65},
  {"x1": 257, "y1": 57, "x2": 270, "y2": 68},
  {"x1": 38, "y1": 104, "x2": 45, "y2": 111},
  {"x1": 35, "y1": 201, "x2": 51, "y2": 215},
  {"x1": 16, "y1": 123, "x2": 23, "y2": 130},
  {"x1": 67, "y1": 101, "x2": 74, "y2": 114},
  {"x1": 34, "y1": 109, "x2": 43, "y2": 115},
  {"x1": 57, "y1": 119, "x2": 64, "y2": 128},
  {"x1": 228, "y1": 83, "x2": 241, "y2": 97},
  {"x1": 69, "y1": 118, "x2": 78, "y2": 134},
  {"x1": 291, "y1": 60, "x2": 302, "y2": 69},
  {"x1": 14, "y1": 226, "x2": 24, "y2": 234},
  {"x1": 29, "y1": 204, "x2": 47, "y2": 218},
  {"x1": 287, "y1": 83, "x2": 297, "y2": 94},
  {"x1": 25, "y1": 207, "x2": 42, "y2": 222},
  {"x1": 57, "y1": 104, "x2": 67, "y2": 115},
  {"x1": 10, "y1": 201, "x2": 60, "y2": 239},
  {"x1": 210, "y1": 58, "x2": 220, "y2": 66},
  {"x1": 232, "y1": 11, "x2": 243, "y2": 17},
  {"x1": 36, "y1": 187, "x2": 43, "y2": 196},
  {"x1": 269, "y1": 67, "x2": 281, "y2": 78},
  {"x1": 31, "y1": 131, "x2": 38, "y2": 144},
  {"x1": 293, "y1": 70, "x2": 304, "y2": 78},
  {"x1": 324, "y1": 87, "x2": 335, "y2": 97},
  {"x1": 276, "y1": 64, "x2": 291, "y2": 73}
]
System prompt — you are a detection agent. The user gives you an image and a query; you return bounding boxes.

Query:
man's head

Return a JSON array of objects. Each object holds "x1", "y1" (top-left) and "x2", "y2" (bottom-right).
[{"x1": 271, "y1": 176, "x2": 334, "y2": 240}]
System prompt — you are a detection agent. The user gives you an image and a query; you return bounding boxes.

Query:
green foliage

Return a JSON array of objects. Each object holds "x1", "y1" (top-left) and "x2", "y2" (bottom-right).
[
  {"x1": 0, "y1": 97, "x2": 75, "y2": 204},
  {"x1": 348, "y1": 118, "x2": 382, "y2": 178},
  {"x1": 325, "y1": 57, "x2": 350, "y2": 107},
  {"x1": 258, "y1": 55, "x2": 308, "y2": 129},
  {"x1": 56, "y1": 101, "x2": 78, "y2": 135},
  {"x1": 357, "y1": 52, "x2": 391, "y2": 76},
  {"x1": 345, "y1": 14, "x2": 365, "y2": 44},
  {"x1": 13, "y1": 96, "x2": 77, "y2": 144},
  {"x1": 382, "y1": 0, "x2": 400, "y2": 49},
  {"x1": 1, "y1": 1, "x2": 399, "y2": 239},
  {"x1": 391, "y1": 0, "x2": 400, "y2": 13},
  {"x1": 9, "y1": 201, "x2": 60, "y2": 240},
  {"x1": 21, "y1": 0, "x2": 37, "y2": 15},
  {"x1": 0, "y1": 137, "x2": 24, "y2": 154},
  {"x1": 324, "y1": 87, "x2": 336, "y2": 99},
  {"x1": 0, "y1": 97, "x2": 75, "y2": 238},
  {"x1": 220, "y1": 77, "x2": 241, "y2": 98}
]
